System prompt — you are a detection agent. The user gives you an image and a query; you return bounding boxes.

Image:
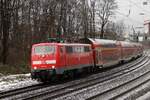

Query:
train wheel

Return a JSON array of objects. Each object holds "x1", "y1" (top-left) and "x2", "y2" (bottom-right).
[
  {"x1": 67, "y1": 71, "x2": 74, "y2": 79},
  {"x1": 51, "y1": 75, "x2": 57, "y2": 82},
  {"x1": 39, "y1": 77, "x2": 48, "y2": 83},
  {"x1": 62, "y1": 70, "x2": 70, "y2": 80},
  {"x1": 73, "y1": 69, "x2": 80, "y2": 78},
  {"x1": 120, "y1": 60, "x2": 124, "y2": 64}
]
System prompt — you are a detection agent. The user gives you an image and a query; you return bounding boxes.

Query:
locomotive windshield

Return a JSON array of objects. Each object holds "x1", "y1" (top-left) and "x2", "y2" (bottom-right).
[{"x1": 34, "y1": 45, "x2": 55, "y2": 55}]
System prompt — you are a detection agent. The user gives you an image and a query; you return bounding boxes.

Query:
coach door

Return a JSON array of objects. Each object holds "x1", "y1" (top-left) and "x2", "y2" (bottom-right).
[{"x1": 95, "y1": 49, "x2": 99, "y2": 65}]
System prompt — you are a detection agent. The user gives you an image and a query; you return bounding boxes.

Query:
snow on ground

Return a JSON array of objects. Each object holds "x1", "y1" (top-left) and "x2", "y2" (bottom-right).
[{"x1": 0, "y1": 73, "x2": 39, "y2": 92}]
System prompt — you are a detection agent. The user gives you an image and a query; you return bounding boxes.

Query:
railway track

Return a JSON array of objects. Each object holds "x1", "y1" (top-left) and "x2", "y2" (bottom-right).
[
  {"x1": 87, "y1": 63, "x2": 150, "y2": 100},
  {"x1": 0, "y1": 54, "x2": 148, "y2": 100},
  {"x1": 39, "y1": 56, "x2": 150, "y2": 100},
  {"x1": 0, "y1": 83, "x2": 51, "y2": 99}
]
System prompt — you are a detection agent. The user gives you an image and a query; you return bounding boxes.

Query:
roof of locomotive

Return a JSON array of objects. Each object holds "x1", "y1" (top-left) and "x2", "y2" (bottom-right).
[{"x1": 32, "y1": 42, "x2": 91, "y2": 47}]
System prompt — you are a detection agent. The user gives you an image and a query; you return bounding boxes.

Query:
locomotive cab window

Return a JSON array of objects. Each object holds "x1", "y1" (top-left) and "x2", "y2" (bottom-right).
[{"x1": 34, "y1": 45, "x2": 55, "y2": 55}]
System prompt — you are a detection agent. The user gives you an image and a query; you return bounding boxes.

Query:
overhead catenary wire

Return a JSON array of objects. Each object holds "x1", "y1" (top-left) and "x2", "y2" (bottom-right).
[
  {"x1": 117, "y1": 0, "x2": 150, "y2": 26},
  {"x1": 127, "y1": 0, "x2": 150, "y2": 16},
  {"x1": 115, "y1": 10, "x2": 143, "y2": 25}
]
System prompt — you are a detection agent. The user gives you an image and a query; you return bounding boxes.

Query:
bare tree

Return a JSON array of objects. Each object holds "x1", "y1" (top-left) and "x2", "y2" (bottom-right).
[
  {"x1": 105, "y1": 20, "x2": 126, "y2": 40},
  {"x1": 0, "y1": 0, "x2": 17, "y2": 64},
  {"x1": 87, "y1": 0, "x2": 96, "y2": 38},
  {"x1": 96, "y1": 0, "x2": 117, "y2": 38}
]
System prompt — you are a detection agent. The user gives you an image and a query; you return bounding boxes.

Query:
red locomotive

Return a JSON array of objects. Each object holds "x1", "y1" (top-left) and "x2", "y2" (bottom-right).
[
  {"x1": 31, "y1": 42, "x2": 94, "y2": 81},
  {"x1": 31, "y1": 38, "x2": 143, "y2": 82}
]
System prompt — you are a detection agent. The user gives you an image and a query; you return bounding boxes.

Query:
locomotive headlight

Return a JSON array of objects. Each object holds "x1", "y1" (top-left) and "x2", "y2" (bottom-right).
[
  {"x1": 34, "y1": 66, "x2": 37, "y2": 70},
  {"x1": 52, "y1": 66, "x2": 55, "y2": 69}
]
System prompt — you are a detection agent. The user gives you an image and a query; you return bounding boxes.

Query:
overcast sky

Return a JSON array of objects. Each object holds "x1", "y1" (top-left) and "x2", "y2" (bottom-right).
[{"x1": 115, "y1": 0, "x2": 150, "y2": 33}]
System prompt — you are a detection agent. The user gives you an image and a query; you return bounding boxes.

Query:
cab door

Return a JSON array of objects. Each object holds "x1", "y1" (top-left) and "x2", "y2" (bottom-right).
[{"x1": 59, "y1": 46, "x2": 66, "y2": 67}]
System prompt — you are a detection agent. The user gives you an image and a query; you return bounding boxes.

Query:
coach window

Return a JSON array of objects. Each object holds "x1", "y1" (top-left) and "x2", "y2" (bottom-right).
[
  {"x1": 77, "y1": 47, "x2": 80, "y2": 53},
  {"x1": 74, "y1": 47, "x2": 78, "y2": 53},
  {"x1": 66, "y1": 46, "x2": 73, "y2": 53},
  {"x1": 85, "y1": 46, "x2": 90, "y2": 52},
  {"x1": 80, "y1": 47, "x2": 83, "y2": 53},
  {"x1": 78, "y1": 47, "x2": 80, "y2": 53},
  {"x1": 79, "y1": 47, "x2": 83, "y2": 53}
]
